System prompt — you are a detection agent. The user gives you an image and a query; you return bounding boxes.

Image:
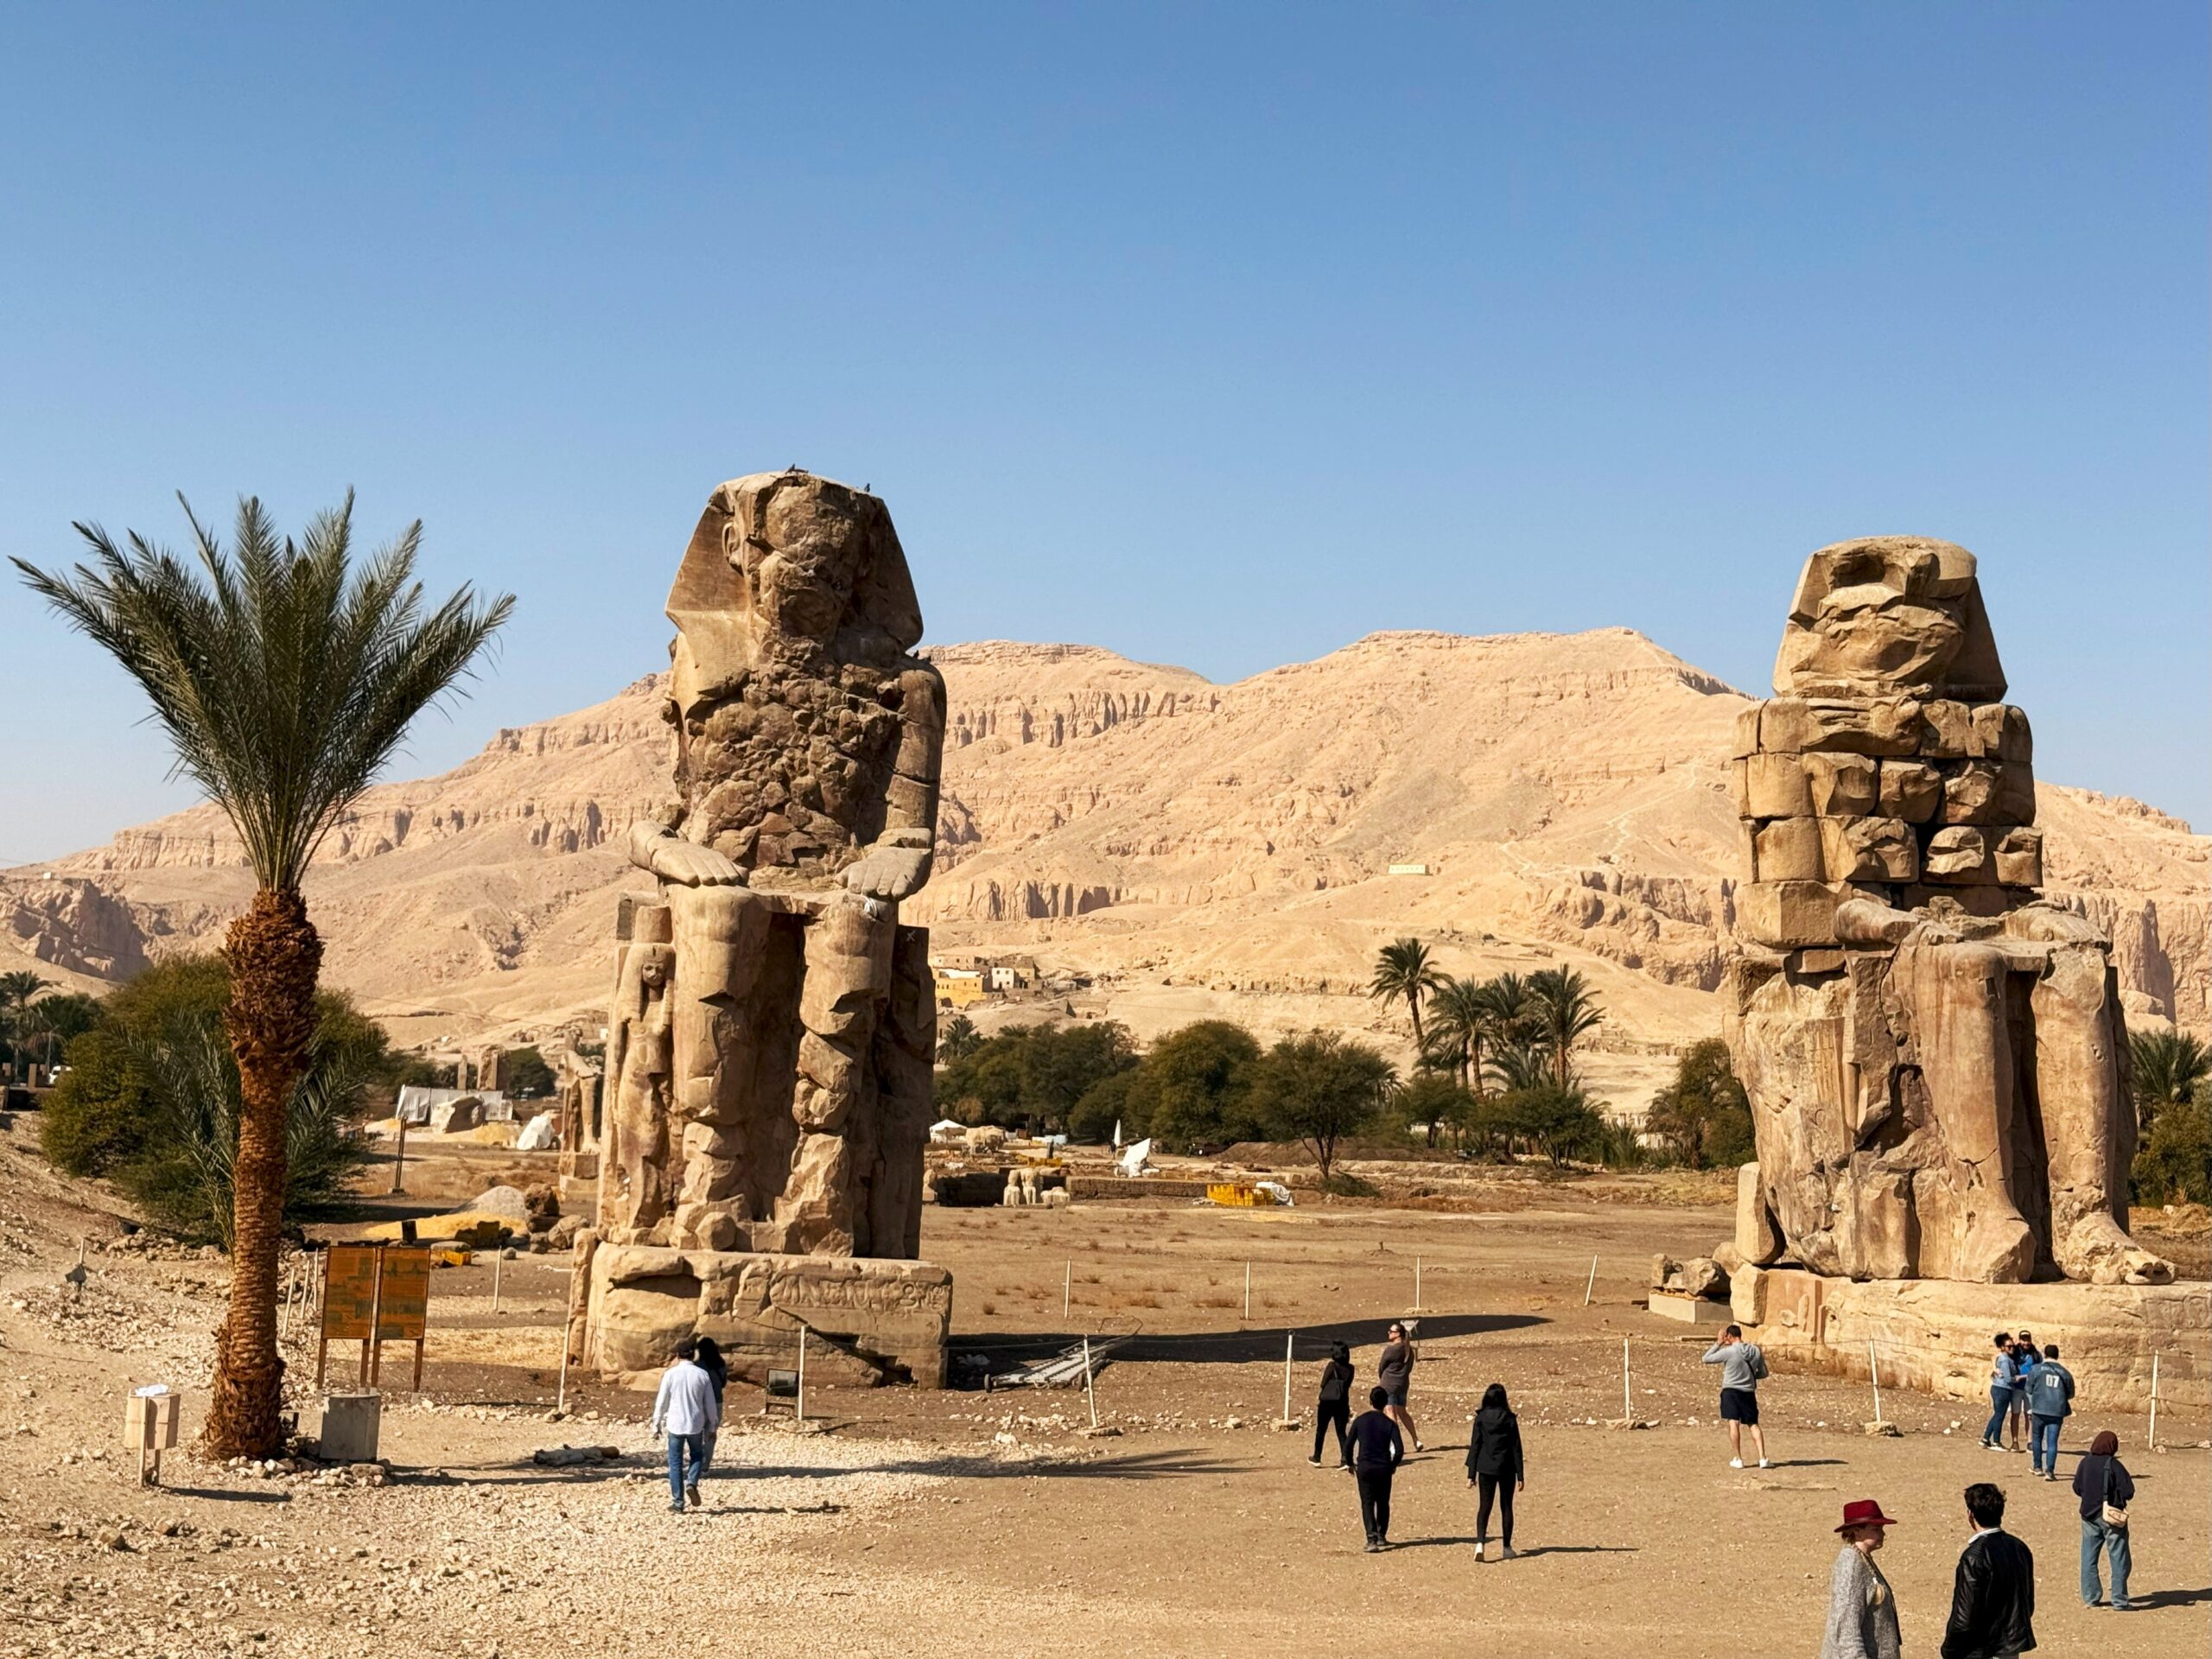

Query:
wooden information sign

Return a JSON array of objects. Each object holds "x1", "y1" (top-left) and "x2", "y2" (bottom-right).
[{"x1": 318, "y1": 1243, "x2": 431, "y2": 1389}]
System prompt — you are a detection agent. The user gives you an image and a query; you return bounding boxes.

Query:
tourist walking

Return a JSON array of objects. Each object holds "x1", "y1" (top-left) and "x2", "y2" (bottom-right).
[
  {"x1": 648, "y1": 1336, "x2": 721, "y2": 1513},
  {"x1": 1700, "y1": 1323, "x2": 1770, "y2": 1468},
  {"x1": 2072, "y1": 1430, "x2": 2134, "y2": 1611},
  {"x1": 1310, "y1": 1338, "x2": 1356, "y2": 1468},
  {"x1": 1377, "y1": 1320, "x2": 1423, "y2": 1452},
  {"x1": 1980, "y1": 1334, "x2": 2018, "y2": 1450},
  {"x1": 695, "y1": 1334, "x2": 730, "y2": 1483},
  {"x1": 1464, "y1": 1382, "x2": 1525, "y2": 1561},
  {"x1": 1347, "y1": 1385, "x2": 1405, "y2": 1552},
  {"x1": 1821, "y1": 1499, "x2": 1902, "y2": 1659},
  {"x1": 1940, "y1": 1483, "x2": 2035, "y2": 1659},
  {"x1": 2024, "y1": 1344, "x2": 2075, "y2": 1479}
]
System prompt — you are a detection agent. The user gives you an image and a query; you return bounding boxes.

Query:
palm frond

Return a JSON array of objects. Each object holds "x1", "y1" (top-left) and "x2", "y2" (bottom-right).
[{"x1": 15, "y1": 495, "x2": 512, "y2": 892}]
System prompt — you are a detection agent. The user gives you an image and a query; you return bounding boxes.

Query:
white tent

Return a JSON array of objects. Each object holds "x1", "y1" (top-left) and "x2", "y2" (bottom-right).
[{"x1": 928, "y1": 1118, "x2": 967, "y2": 1143}]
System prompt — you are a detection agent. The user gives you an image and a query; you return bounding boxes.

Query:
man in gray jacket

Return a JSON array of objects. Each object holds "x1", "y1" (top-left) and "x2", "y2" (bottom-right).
[{"x1": 1701, "y1": 1324, "x2": 1771, "y2": 1469}]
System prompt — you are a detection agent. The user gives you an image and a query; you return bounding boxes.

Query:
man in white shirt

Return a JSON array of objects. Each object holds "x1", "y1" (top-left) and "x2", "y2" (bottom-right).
[{"x1": 649, "y1": 1337, "x2": 721, "y2": 1512}]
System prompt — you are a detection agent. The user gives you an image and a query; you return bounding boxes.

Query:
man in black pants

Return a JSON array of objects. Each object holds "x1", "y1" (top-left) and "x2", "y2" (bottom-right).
[
  {"x1": 1310, "y1": 1339, "x2": 1356, "y2": 1468},
  {"x1": 1348, "y1": 1385, "x2": 1406, "y2": 1552}
]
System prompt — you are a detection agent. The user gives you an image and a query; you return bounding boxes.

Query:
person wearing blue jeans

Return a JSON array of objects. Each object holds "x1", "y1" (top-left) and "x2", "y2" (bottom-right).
[
  {"x1": 648, "y1": 1336, "x2": 722, "y2": 1513},
  {"x1": 2073, "y1": 1431, "x2": 2135, "y2": 1610},
  {"x1": 2024, "y1": 1342, "x2": 2075, "y2": 1479},
  {"x1": 1980, "y1": 1334, "x2": 2016, "y2": 1450}
]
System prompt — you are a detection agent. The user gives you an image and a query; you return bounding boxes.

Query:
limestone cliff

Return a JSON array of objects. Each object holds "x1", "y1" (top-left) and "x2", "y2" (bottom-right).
[{"x1": 8, "y1": 634, "x2": 2202, "y2": 1088}]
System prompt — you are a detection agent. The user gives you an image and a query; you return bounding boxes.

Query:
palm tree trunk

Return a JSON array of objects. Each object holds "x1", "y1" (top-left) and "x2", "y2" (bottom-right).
[{"x1": 202, "y1": 887, "x2": 322, "y2": 1460}]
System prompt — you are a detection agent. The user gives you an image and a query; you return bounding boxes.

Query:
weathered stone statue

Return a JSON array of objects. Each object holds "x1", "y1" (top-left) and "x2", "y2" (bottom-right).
[
  {"x1": 1725, "y1": 537, "x2": 2171, "y2": 1287},
  {"x1": 596, "y1": 469, "x2": 942, "y2": 1260}
]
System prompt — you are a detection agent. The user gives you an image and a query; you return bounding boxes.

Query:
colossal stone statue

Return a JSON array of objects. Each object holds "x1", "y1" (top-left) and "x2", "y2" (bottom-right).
[
  {"x1": 596, "y1": 469, "x2": 943, "y2": 1261},
  {"x1": 1725, "y1": 536, "x2": 2171, "y2": 1288}
]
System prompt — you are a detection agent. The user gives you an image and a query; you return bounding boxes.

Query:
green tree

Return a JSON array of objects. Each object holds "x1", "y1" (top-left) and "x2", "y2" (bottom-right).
[
  {"x1": 1249, "y1": 1030, "x2": 1395, "y2": 1192},
  {"x1": 1127, "y1": 1020, "x2": 1263, "y2": 1153},
  {"x1": 17, "y1": 493, "x2": 510, "y2": 1459},
  {"x1": 2129, "y1": 1030, "x2": 2210, "y2": 1135},
  {"x1": 932, "y1": 1020, "x2": 1136, "y2": 1133},
  {"x1": 24, "y1": 990, "x2": 99, "y2": 1083},
  {"x1": 1369, "y1": 938, "x2": 1444, "y2": 1052},
  {"x1": 1392, "y1": 1071, "x2": 1476, "y2": 1151},
  {"x1": 1529, "y1": 965, "x2": 1605, "y2": 1086},
  {"x1": 937, "y1": 1013, "x2": 982, "y2": 1064},
  {"x1": 1503, "y1": 1083, "x2": 1608, "y2": 1169},
  {"x1": 40, "y1": 957, "x2": 388, "y2": 1238},
  {"x1": 1643, "y1": 1038, "x2": 1756, "y2": 1168},
  {"x1": 0, "y1": 970, "x2": 54, "y2": 1086},
  {"x1": 2132, "y1": 1086, "x2": 2212, "y2": 1205},
  {"x1": 499, "y1": 1045, "x2": 556, "y2": 1099},
  {"x1": 1068, "y1": 1067, "x2": 1139, "y2": 1144}
]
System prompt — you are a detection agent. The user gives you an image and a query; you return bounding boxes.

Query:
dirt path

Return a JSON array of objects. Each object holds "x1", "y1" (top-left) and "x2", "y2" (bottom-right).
[{"x1": 2, "y1": 1145, "x2": 2204, "y2": 1658}]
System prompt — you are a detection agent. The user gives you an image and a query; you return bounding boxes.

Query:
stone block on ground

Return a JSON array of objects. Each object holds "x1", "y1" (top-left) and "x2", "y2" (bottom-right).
[{"x1": 585, "y1": 1246, "x2": 952, "y2": 1389}]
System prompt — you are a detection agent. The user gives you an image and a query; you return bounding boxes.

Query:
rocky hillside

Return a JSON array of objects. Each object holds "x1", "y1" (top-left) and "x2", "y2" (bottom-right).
[{"x1": 10, "y1": 631, "x2": 2205, "y2": 1107}]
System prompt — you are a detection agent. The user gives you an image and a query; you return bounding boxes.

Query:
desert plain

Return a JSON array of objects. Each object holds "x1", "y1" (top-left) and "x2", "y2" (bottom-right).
[{"x1": 3, "y1": 1125, "x2": 2203, "y2": 1659}]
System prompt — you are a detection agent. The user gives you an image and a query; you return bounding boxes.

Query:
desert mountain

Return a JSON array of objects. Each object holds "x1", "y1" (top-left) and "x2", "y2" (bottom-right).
[{"x1": 10, "y1": 629, "x2": 2205, "y2": 1112}]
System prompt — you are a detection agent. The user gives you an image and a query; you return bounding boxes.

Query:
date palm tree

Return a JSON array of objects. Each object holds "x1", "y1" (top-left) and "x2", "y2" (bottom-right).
[
  {"x1": 1528, "y1": 965, "x2": 1604, "y2": 1088},
  {"x1": 2128, "y1": 1029, "x2": 2210, "y2": 1135},
  {"x1": 16, "y1": 493, "x2": 510, "y2": 1458},
  {"x1": 0, "y1": 970, "x2": 53, "y2": 1086},
  {"x1": 1369, "y1": 937, "x2": 1444, "y2": 1052}
]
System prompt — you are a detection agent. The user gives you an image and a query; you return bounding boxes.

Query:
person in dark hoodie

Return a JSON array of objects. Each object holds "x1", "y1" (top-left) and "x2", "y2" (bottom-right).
[
  {"x1": 1347, "y1": 1385, "x2": 1405, "y2": 1552},
  {"x1": 1310, "y1": 1340, "x2": 1357, "y2": 1469},
  {"x1": 694, "y1": 1335, "x2": 731, "y2": 1487},
  {"x1": 1465, "y1": 1381, "x2": 1527, "y2": 1560}
]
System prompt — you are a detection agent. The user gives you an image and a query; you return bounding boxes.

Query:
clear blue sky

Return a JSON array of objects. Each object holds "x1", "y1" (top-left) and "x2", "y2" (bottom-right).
[{"x1": 3, "y1": 3, "x2": 2204, "y2": 861}]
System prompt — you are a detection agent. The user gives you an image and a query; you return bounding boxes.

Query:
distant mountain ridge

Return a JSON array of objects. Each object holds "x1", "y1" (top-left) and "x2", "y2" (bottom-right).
[{"x1": 9, "y1": 630, "x2": 2204, "y2": 1108}]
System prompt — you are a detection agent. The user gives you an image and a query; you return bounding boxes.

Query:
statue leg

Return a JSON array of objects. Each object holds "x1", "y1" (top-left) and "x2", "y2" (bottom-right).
[
  {"x1": 2035, "y1": 944, "x2": 2173, "y2": 1285},
  {"x1": 667, "y1": 885, "x2": 768, "y2": 1250},
  {"x1": 777, "y1": 893, "x2": 895, "y2": 1255},
  {"x1": 1903, "y1": 939, "x2": 2037, "y2": 1283}
]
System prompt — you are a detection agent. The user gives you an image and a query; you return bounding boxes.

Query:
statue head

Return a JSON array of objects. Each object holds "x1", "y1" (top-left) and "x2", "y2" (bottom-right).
[
  {"x1": 1773, "y1": 536, "x2": 2005, "y2": 701},
  {"x1": 664, "y1": 470, "x2": 922, "y2": 723}
]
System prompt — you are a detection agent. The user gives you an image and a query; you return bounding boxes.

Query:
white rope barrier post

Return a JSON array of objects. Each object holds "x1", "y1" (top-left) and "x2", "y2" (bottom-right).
[
  {"x1": 1083, "y1": 1334, "x2": 1098, "y2": 1429},
  {"x1": 1867, "y1": 1339, "x2": 1884, "y2": 1425},
  {"x1": 555, "y1": 1260, "x2": 573, "y2": 1414},
  {"x1": 1584, "y1": 1255, "x2": 1599, "y2": 1307},
  {"x1": 797, "y1": 1328, "x2": 807, "y2": 1424},
  {"x1": 1282, "y1": 1332, "x2": 1294, "y2": 1422},
  {"x1": 493, "y1": 1248, "x2": 504, "y2": 1315},
  {"x1": 1621, "y1": 1338, "x2": 1631, "y2": 1424},
  {"x1": 1243, "y1": 1262, "x2": 1251, "y2": 1323},
  {"x1": 2147, "y1": 1353, "x2": 2160, "y2": 1450},
  {"x1": 1063, "y1": 1260, "x2": 1071, "y2": 1321}
]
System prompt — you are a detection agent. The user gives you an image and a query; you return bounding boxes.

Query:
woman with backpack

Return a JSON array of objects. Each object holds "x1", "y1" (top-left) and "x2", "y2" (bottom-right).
[
  {"x1": 2073, "y1": 1429, "x2": 2135, "y2": 1610},
  {"x1": 1465, "y1": 1382, "x2": 1526, "y2": 1560}
]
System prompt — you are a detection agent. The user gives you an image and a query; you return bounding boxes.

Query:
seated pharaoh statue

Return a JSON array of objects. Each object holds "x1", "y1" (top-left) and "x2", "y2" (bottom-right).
[
  {"x1": 600, "y1": 469, "x2": 942, "y2": 1261},
  {"x1": 1725, "y1": 536, "x2": 2171, "y2": 1287}
]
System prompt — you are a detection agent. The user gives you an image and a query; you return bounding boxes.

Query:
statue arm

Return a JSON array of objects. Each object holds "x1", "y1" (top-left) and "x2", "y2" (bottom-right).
[
  {"x1": 843, "y1": 664, "x2": 944, "y2": 902},
  {"x1": 2001, "y1": 903, "x2": 2104, "y2": 945},
  {"x1": 1835, "y1": 894, "x2": 1961, "y2": 949},
  {"x1": 627, "y1": 817, "x2": 744, "y2": 887}
]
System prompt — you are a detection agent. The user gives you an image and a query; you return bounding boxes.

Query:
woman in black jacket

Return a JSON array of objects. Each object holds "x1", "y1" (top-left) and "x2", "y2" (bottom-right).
[
  {"x1": 1465, "y1": 1382, "x2": 1526, "y2": 1560},
  {"x1": 695, "y1": 1336, "x2": 730, "y2": 1482},
  {"x1": 2073, "y1": 1429, "x2": 2135, "y2": 1610},
  {"x1": 1310, "y1": 1340, "x2": 1356, "y2": 1468}
]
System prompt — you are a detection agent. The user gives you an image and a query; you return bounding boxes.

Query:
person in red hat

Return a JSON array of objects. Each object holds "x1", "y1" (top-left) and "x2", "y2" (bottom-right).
[{"x1": 1821, "y1": 1499, "x2": 1902, "y2": 1659}]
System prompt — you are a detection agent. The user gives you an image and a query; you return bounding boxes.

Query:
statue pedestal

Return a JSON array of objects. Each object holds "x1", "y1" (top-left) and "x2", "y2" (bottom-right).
[
  {"x1": 579, "y1": 1243, "x2": 951, "y2": 1389},
  {"x1": 1732, "y1": 1267, "x2": 2209, "y2": 1414}
]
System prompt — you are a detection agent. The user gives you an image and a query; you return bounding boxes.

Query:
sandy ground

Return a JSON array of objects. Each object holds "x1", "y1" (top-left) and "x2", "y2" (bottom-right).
[{"x1": 2, "y1": 1125, "x2": 2206, "y2": 1658}]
